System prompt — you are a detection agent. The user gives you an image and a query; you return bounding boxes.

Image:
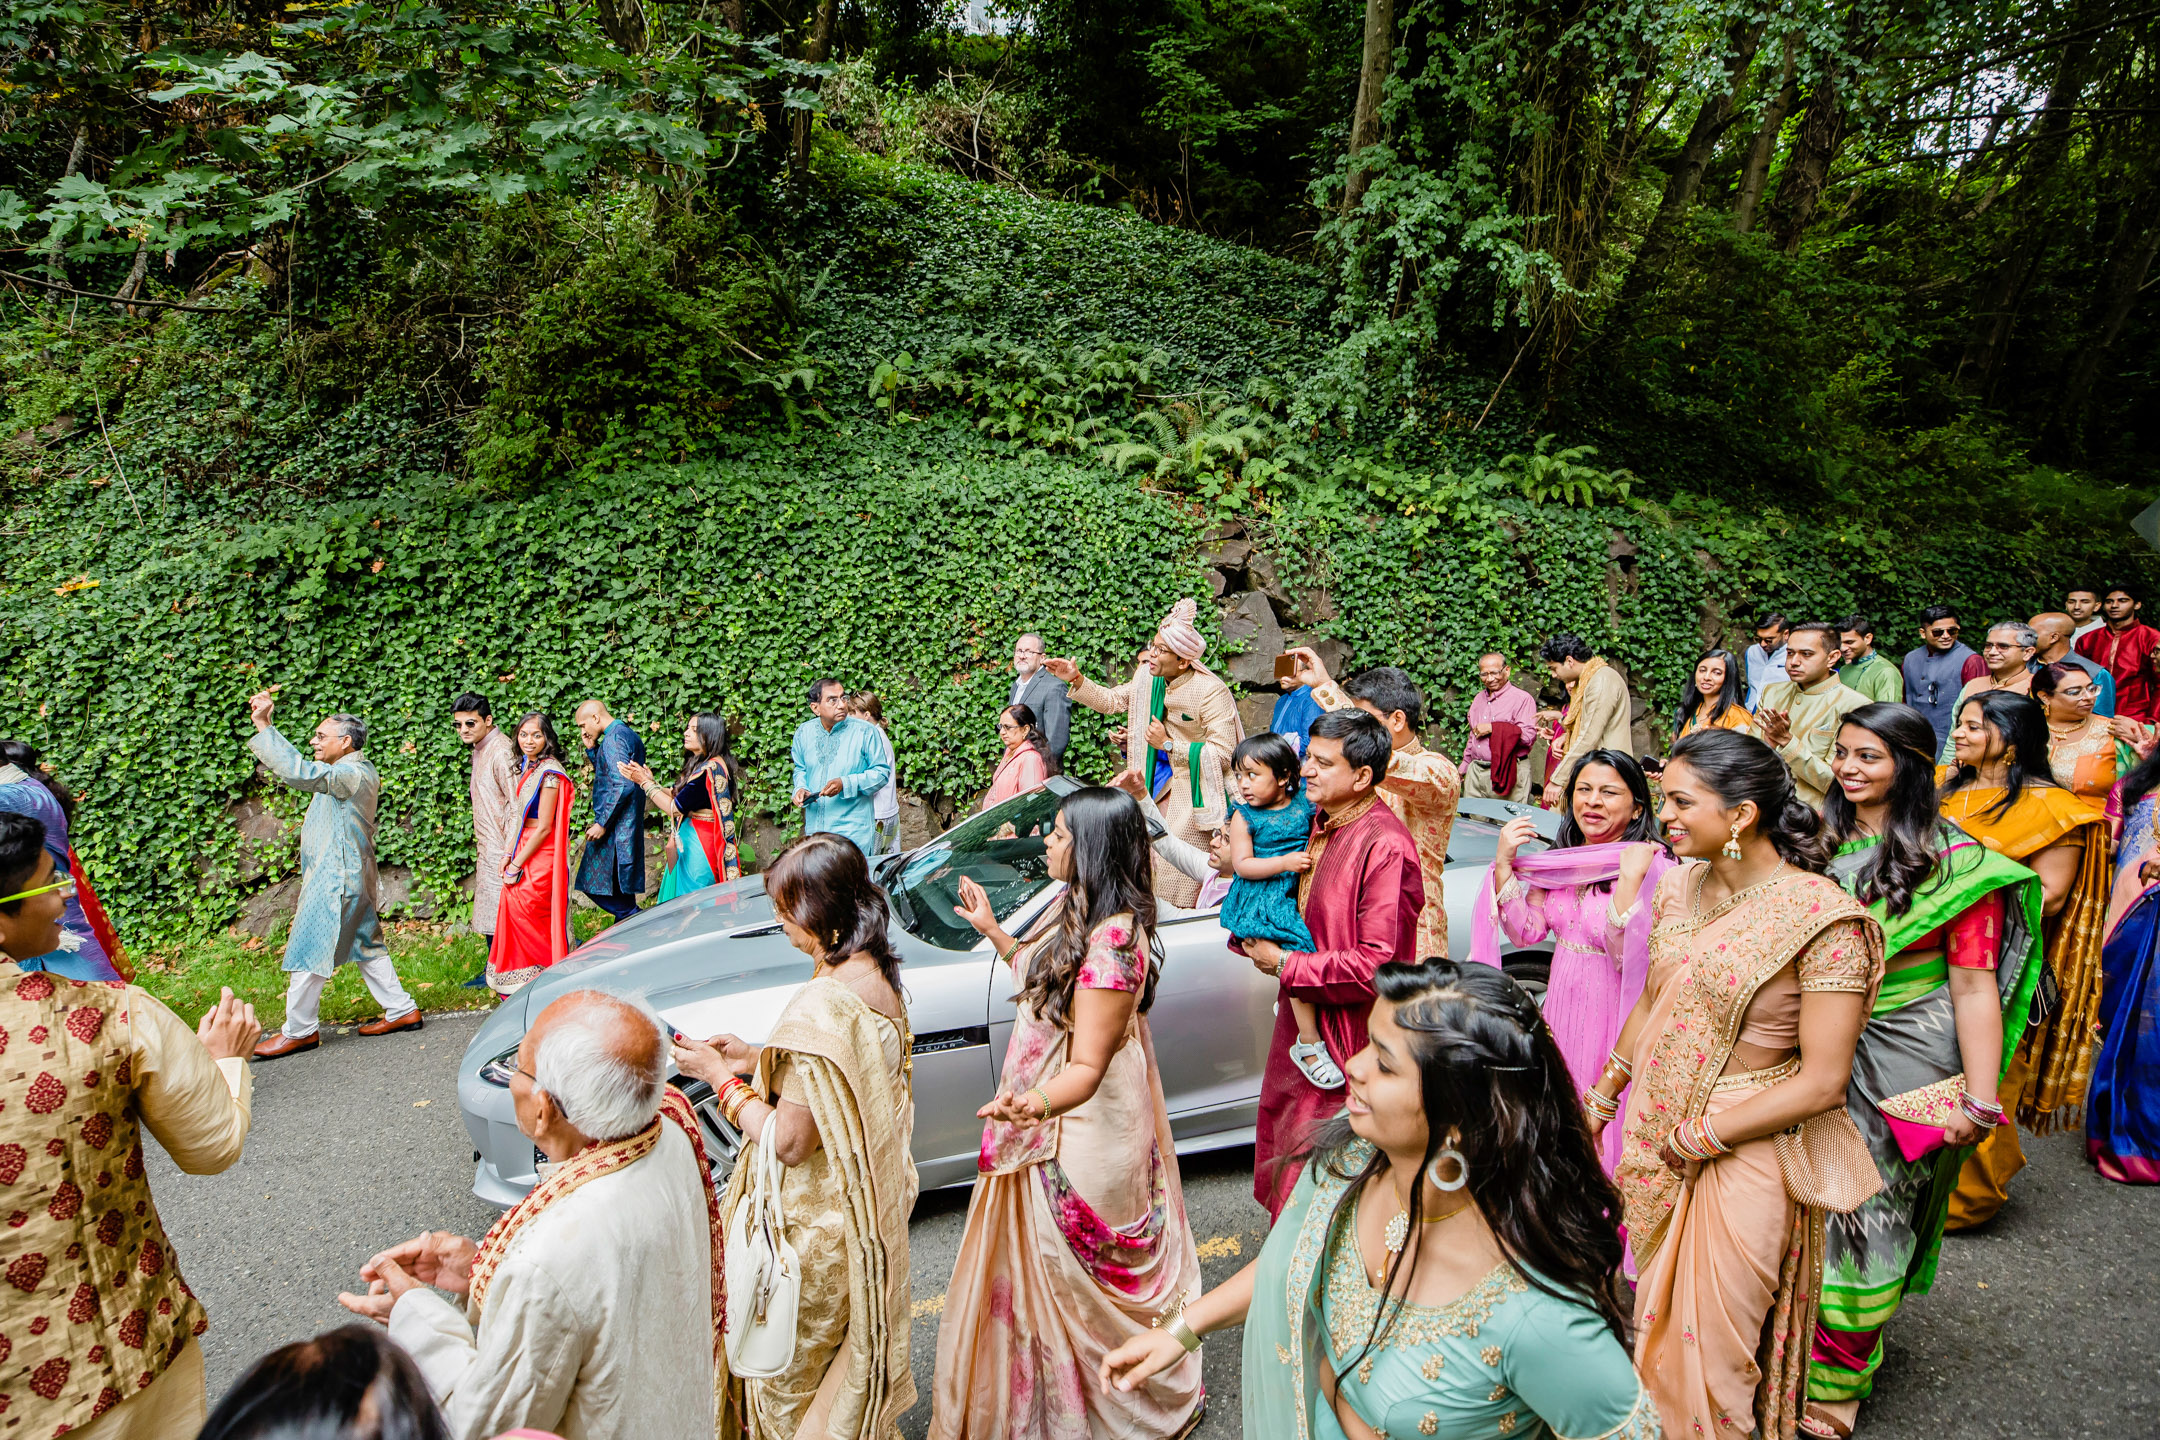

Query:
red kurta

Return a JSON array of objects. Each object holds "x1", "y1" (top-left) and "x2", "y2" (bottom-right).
[
  {"x1": 2078, "y1": 621, "x2": 2160, "y2": 722},
  {"x1": 1250, "y1": 792, "x2": 1424, "y2": 1215}
]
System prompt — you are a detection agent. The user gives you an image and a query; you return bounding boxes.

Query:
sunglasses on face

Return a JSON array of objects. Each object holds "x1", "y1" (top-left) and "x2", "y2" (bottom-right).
[{"x1": 1929, "y1": 626, "x2": 1960, "y2": 639}]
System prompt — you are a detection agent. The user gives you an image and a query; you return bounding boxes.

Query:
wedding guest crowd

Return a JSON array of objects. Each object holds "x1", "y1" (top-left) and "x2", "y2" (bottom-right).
[{"x1": 21, "y1": 581, "x2": 2160, "y2": 1440}]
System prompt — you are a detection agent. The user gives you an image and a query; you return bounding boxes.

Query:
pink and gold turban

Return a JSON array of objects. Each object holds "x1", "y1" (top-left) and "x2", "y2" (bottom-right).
[{"x1": 1156, "y1": 597, "x2": 1207, "y2": 663}]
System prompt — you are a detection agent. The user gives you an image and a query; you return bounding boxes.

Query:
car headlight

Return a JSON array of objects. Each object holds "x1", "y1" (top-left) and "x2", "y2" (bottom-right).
[{"x1": 478, "y1": 1044, "x2": 521, "y2": 1087}]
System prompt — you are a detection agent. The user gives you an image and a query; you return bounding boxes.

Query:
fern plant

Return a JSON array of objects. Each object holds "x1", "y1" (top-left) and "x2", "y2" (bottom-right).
[{"x1": 1098, "y1": 385, "x2": 1306, "y2": 514}]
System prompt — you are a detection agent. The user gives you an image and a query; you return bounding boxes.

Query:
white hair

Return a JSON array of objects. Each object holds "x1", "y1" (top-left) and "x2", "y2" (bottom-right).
[
  {"x1": 531, "y1": 990, "x2": 666, "y2": 1142},
  {"x1": 326, "y1": 713, "x2": 366, "y2": 751}
]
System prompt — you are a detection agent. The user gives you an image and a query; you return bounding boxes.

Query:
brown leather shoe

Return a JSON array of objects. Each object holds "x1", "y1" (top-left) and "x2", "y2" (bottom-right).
[
  {"x1": 357, "y1": 1010, "x2": 423, "y2": 1037},
  {"x1": 252, "y1": 1031, "x2": 320, "y2": 1060}
]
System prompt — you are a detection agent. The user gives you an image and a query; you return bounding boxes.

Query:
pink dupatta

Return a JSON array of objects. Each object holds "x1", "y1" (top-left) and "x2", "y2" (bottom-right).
[{"x1": 1469, "y1": 841, "x2": 1669, "y2": 982}]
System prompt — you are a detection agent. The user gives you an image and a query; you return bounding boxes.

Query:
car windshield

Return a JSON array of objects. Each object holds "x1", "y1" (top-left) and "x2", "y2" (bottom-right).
[{"x1": 887, "y1": 786, "x2": 1066, "y2": 951}]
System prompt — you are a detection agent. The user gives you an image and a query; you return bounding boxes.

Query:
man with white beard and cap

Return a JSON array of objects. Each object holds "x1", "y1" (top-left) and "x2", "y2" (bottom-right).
[{"x1": 1044, "y1": 597, "x2": 1243, "y2": 907}]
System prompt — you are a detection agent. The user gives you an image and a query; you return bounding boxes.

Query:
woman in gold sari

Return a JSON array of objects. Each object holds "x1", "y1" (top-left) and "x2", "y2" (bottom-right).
[
  {"x1": 1936, "y1": 689, "x2": 2111, "y2": 1228},
  {"x1": 1584, "y1": 728, "x2": 1884, "y2": 1440},
  {"x1": 673, "y1": 833, "x2": 917, "y2": 1440}
]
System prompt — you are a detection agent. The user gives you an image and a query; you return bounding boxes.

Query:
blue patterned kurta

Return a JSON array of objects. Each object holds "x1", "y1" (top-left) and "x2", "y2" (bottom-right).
[
  {"x1": 791, "y1": 716, "x2": 893, "y2": 854},
  {"x1": 575, "y1": 720, "x2": 647, "y2": 900},
  {"x1": 249, "y1": 725, "x2": 389, "y2": 979}
]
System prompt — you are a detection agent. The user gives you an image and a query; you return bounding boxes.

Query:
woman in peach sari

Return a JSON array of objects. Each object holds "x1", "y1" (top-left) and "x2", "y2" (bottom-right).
[
  {"x1": 1584, "y1": 728, "x2": 1883, "y2": 1440},
  {"x1": 932, "y1": 786, "x2": 1205, "y2": 1440}
]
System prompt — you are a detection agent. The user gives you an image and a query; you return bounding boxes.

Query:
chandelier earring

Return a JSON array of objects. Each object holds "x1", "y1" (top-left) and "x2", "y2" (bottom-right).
[{"x1": 1722, "y1": 820, "x2": 1745, "y2": 861}]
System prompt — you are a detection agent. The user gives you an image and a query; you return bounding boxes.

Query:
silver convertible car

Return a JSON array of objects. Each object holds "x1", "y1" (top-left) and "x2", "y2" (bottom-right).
[{"x1": 458, "y1": 778, "x2": 1560, "y2": 1205}]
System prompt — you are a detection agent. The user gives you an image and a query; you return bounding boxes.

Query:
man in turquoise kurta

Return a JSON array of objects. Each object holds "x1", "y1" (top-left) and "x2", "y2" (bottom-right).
[
  {"x1": 790, "y1": 678, "x2": 892, "y2": 855},
  {"x1": 246, "y1": 691, "x2": 420, "y2": 1059}
]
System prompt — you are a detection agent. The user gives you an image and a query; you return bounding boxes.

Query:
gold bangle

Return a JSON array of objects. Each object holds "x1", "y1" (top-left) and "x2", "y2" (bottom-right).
[
  {"x1": 1164, "y1": 1313, "x2": 1201, "y2": 1353},
  {"x1": 1028, "y1": 1086, "x2": 1053, "y2": 1120}
]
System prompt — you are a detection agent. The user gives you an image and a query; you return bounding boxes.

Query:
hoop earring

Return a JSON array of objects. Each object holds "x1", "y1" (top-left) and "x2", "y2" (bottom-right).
[
  {"x1": 1427, "y1": 1144, "x2": 1468, "y2": 1192},
  {"x1": 1722, "y1": 821, "x2": 1745, "y2": 861}
]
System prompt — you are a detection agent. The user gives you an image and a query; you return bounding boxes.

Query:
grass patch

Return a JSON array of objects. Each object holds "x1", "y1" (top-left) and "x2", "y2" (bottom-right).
[{"x1": 132, "y1": 912, "x2": 616, "y2": 1029}]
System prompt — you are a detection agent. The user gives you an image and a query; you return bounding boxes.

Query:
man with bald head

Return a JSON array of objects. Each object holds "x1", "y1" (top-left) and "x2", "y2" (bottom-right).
[
  {"x1": 340, "y1": 990, "x2": 721, "y2": 1440},
  {"x1": 573, "y1": 701, "x2": 646, "y2": 925},
  {"x1": 2033, "y1": 611, "x2": 2116, "y2": 717}
]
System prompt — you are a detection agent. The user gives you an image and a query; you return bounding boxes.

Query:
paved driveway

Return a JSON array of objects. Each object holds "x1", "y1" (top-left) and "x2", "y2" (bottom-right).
[{"x1": 146, "y1": 1011, "x2": 2158, "y2": 1437}]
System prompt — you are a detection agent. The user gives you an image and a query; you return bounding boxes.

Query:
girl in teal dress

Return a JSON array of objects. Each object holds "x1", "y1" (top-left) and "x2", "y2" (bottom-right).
[
  {"x1": 1222, "y1": 734, "x2": 1334, "y2": 1088},
  {"x1": 1102, "y1": 959, "x2": 1660, "y2": 1440}
]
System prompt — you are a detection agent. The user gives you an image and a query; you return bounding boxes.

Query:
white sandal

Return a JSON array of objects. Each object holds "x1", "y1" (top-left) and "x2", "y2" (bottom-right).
[{"x1": 1289, "y1": 1039, "x2": 1345, "y2": 1090}]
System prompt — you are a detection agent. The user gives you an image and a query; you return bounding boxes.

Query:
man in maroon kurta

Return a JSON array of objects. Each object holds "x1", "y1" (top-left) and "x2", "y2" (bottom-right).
[{"x1": 1236, "y1": 709, "x2": 1425, "y2": 1216}]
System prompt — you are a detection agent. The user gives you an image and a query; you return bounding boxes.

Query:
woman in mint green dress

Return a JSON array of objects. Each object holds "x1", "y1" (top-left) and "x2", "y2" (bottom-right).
[{"x1": 1102, "y1": 959, "x2": 1659, "y2": 1440}]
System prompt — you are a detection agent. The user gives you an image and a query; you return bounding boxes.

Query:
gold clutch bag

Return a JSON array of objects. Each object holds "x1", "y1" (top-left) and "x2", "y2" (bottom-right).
[{"x1": 1772, "y1": 1108, "x2": 1885, "y2": 1213}]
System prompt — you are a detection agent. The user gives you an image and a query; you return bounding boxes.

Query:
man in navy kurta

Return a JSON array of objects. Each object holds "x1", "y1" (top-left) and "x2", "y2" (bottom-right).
[
  {"x1": 573, "y1": 701, "x2": 646, "y2": 923},
  {"x1": 791, "y1": 678, "x2": 892, "y2": 854}
]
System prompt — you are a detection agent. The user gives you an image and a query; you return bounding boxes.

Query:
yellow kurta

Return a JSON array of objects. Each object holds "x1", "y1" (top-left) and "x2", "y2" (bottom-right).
[
  {"x1": 1071, "y1": 666, "x2": 1241, "y2": 907},
  {"x1": 1757, "y1": 678, "x2": 1871, "y2": 810},
  {"x1": 1314, "y1": 682, "x2": 1462, "y2": 959}
]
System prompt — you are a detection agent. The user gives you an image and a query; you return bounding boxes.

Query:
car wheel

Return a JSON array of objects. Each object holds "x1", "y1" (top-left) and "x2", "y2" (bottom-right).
[{"x1": 1502, "y1": 955, "x2": 1550, "y2": 1007}]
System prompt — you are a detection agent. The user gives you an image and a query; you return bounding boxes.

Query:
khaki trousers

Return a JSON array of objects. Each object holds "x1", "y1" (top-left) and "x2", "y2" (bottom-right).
[
  {"x1": 74, "y1": 1337, "x2": 205, "y2": 1440},
  {"x1": 1462, "y1": 759, "x2": 1533, "y2": 804}
]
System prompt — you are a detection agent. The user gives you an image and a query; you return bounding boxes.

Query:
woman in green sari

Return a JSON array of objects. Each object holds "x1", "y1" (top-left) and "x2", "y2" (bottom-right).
[
  {"x1": 1805, "y1": 703, "x2": 2044, "y2": 1437},
  {"x1": 1101, "y1": 959, "x2": 1657, "y2": 1440}
]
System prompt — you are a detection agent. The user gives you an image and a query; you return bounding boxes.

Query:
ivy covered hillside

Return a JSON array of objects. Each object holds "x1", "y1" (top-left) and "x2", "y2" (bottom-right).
[{"x1": 2, "y1": 1, "x2": 2156, "y2": 1005}]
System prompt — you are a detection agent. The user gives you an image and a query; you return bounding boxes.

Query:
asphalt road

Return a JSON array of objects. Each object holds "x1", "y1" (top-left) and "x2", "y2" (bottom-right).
[{"x1": 147, "y1": 1010, "x2": 2159, "y2": 1437}]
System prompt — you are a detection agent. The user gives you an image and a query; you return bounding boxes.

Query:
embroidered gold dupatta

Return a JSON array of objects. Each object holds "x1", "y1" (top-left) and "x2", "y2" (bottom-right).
[{"x1": 719, "y1": 977, "x2": 917, "y2": 1440}]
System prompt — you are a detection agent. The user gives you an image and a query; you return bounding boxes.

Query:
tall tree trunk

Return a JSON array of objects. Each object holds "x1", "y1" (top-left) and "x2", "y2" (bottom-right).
[
  {"x1": 1606, "y1": 21, "x2": 1765, "y2": 319},
  {"x1": 2050, "y1": 188, "x2": 2160, "y2": 449},
  {"x1": 42, "y1": 122, "x2": 89, "y2": 285},
  {"x1": 1342, "y1": 0, "x2": 1395, "y2": 213},
  {"x1": 1765, "y1": 61, "x2": 1846, "y2": 252},
  {"x1": 1732, "y1": 37, "x2": 1795, "y2": 235},
  {"x1": 790, "y1": 0, "x2": 839, "y2": 187},
  {"x1": 1957, "y1": 20, "x2": 2097, "y2": 393}
]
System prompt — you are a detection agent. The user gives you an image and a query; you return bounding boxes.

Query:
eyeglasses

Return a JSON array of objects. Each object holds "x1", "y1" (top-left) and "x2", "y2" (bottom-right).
[
  {"x1": 1982, "y1": 640, "x2": 2028, "y2": 652},
  {"x1": 0, "y1": 878, "x2": 75, "y2": 906}
]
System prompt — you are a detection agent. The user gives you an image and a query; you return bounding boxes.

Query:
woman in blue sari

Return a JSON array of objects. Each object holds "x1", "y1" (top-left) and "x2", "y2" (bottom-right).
[
  {"x1": 1101, "y1": 959, "x2": 1657, "y2": 1440},
  {"x1": 2091, "y1": 745, "x2": 2160, "y2": 1184},
  {"x1": 623, "y1": 712, "x2": 742, "y2": 900}
]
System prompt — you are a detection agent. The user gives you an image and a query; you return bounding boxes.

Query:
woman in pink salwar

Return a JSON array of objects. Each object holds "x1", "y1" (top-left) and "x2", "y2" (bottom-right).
[
  {"x1": 932, "y1": 786, "x2": 1205, "y2": 1440},
  {"x1": 1472, "y1": 748, "x2": 1670, "y2": 1173}
]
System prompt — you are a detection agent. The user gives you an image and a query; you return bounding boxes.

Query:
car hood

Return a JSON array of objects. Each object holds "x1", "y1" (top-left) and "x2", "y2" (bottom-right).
[{"x1": 466, "y1": 875, "x2": 815, "y2": 1064}]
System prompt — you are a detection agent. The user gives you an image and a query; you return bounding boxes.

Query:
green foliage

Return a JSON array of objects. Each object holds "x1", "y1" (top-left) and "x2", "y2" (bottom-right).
[
  {"x1": 0, "y1": 418, "x2": 1211, "y2": 939},
  {"x1": 1100, "y1": 386, "x2": 1308, "y2": 513},
  {"x1": 868, "y1": 338, "x2": 1166, "y2": 450}
]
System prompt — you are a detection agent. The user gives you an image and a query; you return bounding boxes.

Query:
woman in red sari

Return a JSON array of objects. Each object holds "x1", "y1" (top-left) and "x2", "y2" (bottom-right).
[{"x1": 487, "y1": 711, "x2": 577, "y2": 994}]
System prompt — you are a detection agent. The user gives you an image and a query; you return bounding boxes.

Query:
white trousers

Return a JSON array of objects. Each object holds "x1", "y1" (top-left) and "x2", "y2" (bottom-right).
[{"x1": 283, "y1": 956, "x2": 418, "y2": 1038}]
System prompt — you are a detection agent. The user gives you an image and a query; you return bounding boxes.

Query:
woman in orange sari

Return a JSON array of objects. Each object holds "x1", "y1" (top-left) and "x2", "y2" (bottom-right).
[
  {"x1": 1674, "y1": 648, "x2": 1762, "y2": 741},
  {"x1": 487, "y1": 711, "x2": 577, "y2": 994},
  {"x1": 1584, "y1": 728, "x2": 1883, "y2": 1440},
  {"x1": 1937, "y1": 690, "x2": 2111, "y2": 1227}
]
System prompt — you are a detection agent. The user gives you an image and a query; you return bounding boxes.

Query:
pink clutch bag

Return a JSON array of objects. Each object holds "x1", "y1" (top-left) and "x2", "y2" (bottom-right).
[{"x1": 1876, "y1": 1075, "x2": 1966, "y2": 1162}]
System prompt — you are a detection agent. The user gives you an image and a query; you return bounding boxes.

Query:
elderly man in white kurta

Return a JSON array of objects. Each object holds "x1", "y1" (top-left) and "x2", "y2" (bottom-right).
[{"x1": 338, "y1": 990, "x2": 722, "y2": 1440}]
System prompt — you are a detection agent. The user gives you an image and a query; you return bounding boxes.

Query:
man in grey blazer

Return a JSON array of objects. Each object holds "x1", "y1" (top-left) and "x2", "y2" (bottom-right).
[{"x1": 1009, "y1": 632, "x2": 1071, "y2": 763}]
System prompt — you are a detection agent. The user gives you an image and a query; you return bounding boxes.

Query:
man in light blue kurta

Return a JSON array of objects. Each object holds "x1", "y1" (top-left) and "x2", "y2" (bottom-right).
[
  {"x1": 245, "y1": 692, "x2": 419, "y2": 1059},
  {"x1": 791, "y1": 678, "x2": 892, "y2": 855}
]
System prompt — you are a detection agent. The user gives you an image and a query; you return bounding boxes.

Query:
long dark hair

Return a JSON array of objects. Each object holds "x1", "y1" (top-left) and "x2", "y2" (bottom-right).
[
  {"x1": 765, "y1": 831, "x2": 905, "y2": 994},
  {"x1": 683, "y1": 711, "x2": 739, "y2": 796},
  {"x1": 198, "y1": 1323, "x2": 450, "y2": 1440},
  {"x1": 1307, "y1": 959, "x2": 1629, "y2": 1377},
  {"x1": 511, "y1": 711, "x2": 565, "y2": 770},
  {"x1": 1820, "y1": 703, "x2": 1945, "y2": 918},
  {"x1": 1000, "y1": 703, "x2": 1060, "y2": 778},
  {"x1": 1554, "y1": 749, "x2": 1660, "y2": 850},
  {"x1": 1666, "y1": 727, "x2": 1832, "y2": 871},
  {"x1": 1939, "y1": 690, "x2": 2057, "y2": 822},
  {"x1": 0, "y1": 740, "x2": 73, "y2": 825},
  {"x1": 1014, "y1": 787, "x2": 1161, "y2": 1029},
  {"x1": 1674, "y1": 648, "x2": 1744, "y2": 733}
]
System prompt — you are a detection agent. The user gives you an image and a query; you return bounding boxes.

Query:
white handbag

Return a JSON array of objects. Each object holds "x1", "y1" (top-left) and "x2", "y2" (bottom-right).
[{"x1": 722, "y1": 1130, "x2": 801, "y2": 1377}]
